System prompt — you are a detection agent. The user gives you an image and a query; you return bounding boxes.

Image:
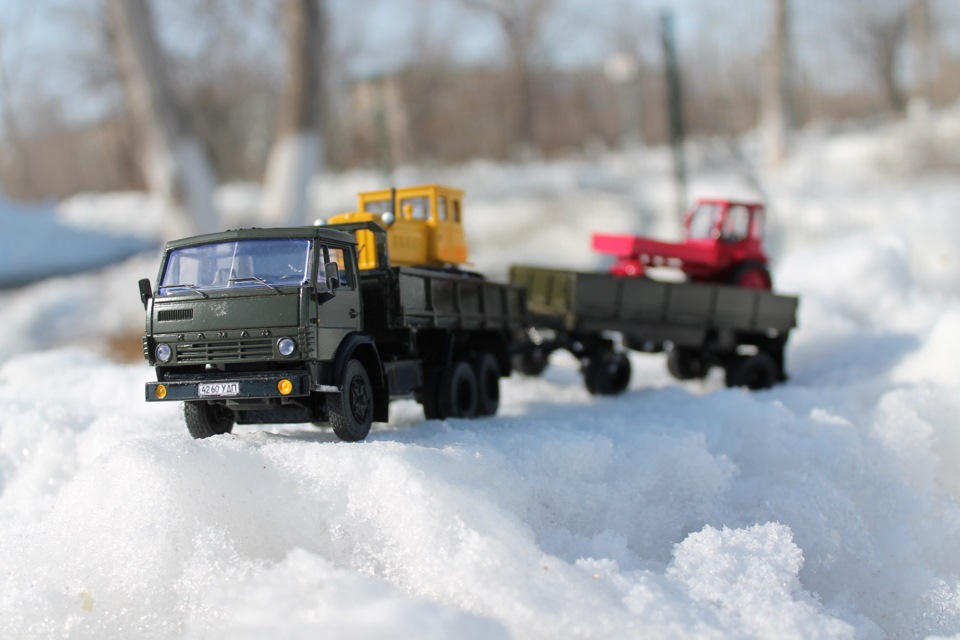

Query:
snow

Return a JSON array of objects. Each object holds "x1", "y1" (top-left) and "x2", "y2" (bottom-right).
[{"x1": 3, "y1": 110, "x2": 960, "y2": 638}]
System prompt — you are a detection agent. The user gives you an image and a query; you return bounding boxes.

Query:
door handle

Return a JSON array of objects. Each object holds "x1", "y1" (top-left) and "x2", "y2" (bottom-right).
[{"x1": 349, "y1": 309, "x2": 359, "y2": 319}]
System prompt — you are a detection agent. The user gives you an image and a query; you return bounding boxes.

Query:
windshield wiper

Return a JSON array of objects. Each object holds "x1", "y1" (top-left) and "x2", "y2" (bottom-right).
[
  {"x1": 162, "y1": 283, "x2": 209, "y2": 298},
  {"x1": 229, "y1": 276, "x2": 283, "y2": 295}
]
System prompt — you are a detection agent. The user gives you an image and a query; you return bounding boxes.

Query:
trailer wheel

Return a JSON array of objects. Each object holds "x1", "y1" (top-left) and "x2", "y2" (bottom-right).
[
  {"x1": 472, "y1": 353, "x2": 501, "y2": 417},
  {"x1": 728, "y1": 262, "x2": 772, "y2": 290},
  {"x1": 327, "y1": 359, "x2": 374, "y2": 441},
  {"x1": 583, "y1": 351, "x2": 632, "y2": 396},
  {"x1": 512, "y1": 347, "x2": 549, "y2": 377},
  {"x1": 667, "y1": 347, "x2": 709, "y2": 380},
  {"x1": 184, "y1": 401, "x2": 234, "y2": 439},
  {"x1": 724, "y1": 352, "x2": 779, "y2": 390},
  {"x1": 439, "y1": 361, "x2": 479, "y2": 418}
]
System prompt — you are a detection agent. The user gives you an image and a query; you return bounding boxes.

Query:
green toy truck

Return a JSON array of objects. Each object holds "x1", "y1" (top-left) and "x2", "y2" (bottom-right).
[{"x1": 139, "y1": 222, "x2": 525, "y2": 441}]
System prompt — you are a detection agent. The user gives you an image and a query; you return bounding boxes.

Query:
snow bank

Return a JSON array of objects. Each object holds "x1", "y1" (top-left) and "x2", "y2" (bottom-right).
[
  {"x1": 0, "y1": 190, "x2": 155, "y2": 289},
  {"x1": 2, "y1": 111, "x2": 960, "y2": 638}
]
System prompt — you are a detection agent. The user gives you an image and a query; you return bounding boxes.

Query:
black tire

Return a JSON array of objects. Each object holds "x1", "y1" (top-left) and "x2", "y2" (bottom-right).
[
  {"x1": 724, "y1": 352, "x2": 779, "y2": 390},
  {"x1": 583, "y1": 351, "x2": 632, "y2": 396},
  {"x1": 472, "y1": 353, "x2": 501, "y2": 417},
  {"x1": 327, "y1": 359, "x2": 374, "y2": 441},
  {"x1": 184, "y1": 401, "x2": 235, "y2": 439},
  {"x1": 512, "y1": 347, "x2": 549, "y2": 377},
  {"x1": 438, "y1": 360, "x2": 479, "y2": 418},
  {"x1": 728, "y1": 261, "x2": 772, "y2": 290},
  {"x1": 666, "y1": 347, "x2": 709, "y2": 380},
  {"x1": 420, "y1": 370, "x2": 443, "y2": 420}
]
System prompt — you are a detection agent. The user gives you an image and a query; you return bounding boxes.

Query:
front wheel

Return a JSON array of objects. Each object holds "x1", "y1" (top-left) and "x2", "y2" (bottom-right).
[
  {"x1": 184, "y1": 401, "x2": 235, "y2": 439},
  {"x1": 327, "y1": 359, "x2": 374, "y2": 441},
  {"x1": 583, "y1": 351, "x2": 632, "y2": 396}
]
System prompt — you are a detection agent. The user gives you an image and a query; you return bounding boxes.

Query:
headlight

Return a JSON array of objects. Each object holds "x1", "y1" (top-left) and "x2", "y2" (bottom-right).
[
  {"x1": 277, "y1": 337, "x2": 296, "y2": 357},
  {"x1": 155, "y1": 343, "x2": 172, "y2": 363}
]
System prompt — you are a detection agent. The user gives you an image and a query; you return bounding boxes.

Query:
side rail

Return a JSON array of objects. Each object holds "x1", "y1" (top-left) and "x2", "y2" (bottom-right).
[
  {"x1": 510, "y1": 264, "x2": 797, "y2": 335},
  {"x1": 395, "y1": 267, "x2": 528, "y2": 332}
]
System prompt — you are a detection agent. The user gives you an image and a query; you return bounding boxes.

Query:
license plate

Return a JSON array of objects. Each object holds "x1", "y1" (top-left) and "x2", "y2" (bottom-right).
[{"x1": 198, "y1": 382, "x2": 239, "y2": 397}]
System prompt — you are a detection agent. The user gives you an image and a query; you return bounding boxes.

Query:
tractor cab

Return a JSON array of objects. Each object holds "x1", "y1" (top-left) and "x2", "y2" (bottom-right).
[{"x1": 326, "y1": 184, "x2": 468, "y2": 270}]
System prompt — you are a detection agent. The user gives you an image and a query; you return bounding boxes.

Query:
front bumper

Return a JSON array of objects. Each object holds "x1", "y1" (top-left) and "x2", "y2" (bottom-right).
[{"x1": 145, "y1": 371, "x2": 311, "y2": 402}]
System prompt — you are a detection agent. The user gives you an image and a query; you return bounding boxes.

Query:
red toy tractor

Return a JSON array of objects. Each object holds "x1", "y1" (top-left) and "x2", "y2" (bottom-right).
[{"x1": 592, "y1": 198, "x2": 772, "y2": 289}]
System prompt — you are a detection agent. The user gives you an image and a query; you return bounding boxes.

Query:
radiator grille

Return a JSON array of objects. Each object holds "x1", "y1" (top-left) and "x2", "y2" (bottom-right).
[
  {"x1": 158, "y1": 308, "x2": 194, "y2": 322},
  {"x1": 176, "y1": 337, "x2": 274, "y2": 363}
]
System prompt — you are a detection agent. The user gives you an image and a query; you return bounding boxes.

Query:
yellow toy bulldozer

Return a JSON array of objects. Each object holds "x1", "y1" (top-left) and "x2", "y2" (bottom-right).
[{"x1": 326, "y1": 184, "x2": 469, "y2": 270}]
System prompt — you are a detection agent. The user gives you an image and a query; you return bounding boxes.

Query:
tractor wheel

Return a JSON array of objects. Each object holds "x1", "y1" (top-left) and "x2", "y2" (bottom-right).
[
  {"x1": 724, "y1": 352, "x2": 779, "y2": 390},
  {"x1": 184, "y1": 401, "x2": 234, "y2": 439},
  {"x1": 666, "y1": 347, "x2": 709, "y2": 381},
  {"x1": 583, "y1": 351, "x2": 632, "y2": 396},
  {"x1": 728, "y1": 262, "x2": 772, "y2": 289},
  {"x1": 472, "y1": 353, "x2": 502, "y2": 417},
  {"x1": 327, "y1": 359, "x2": 374, "y2": 441}
]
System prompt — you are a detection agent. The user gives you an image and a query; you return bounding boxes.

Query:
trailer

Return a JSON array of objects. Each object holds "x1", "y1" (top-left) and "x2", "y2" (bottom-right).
[{"x1": 509, "y1": 265, "x2": 798, "y2": 394}]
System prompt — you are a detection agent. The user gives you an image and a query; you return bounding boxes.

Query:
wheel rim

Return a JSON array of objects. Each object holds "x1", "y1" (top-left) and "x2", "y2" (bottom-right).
[{"x1": 349, "y1": 375, "x2": 370, "y2": 423}]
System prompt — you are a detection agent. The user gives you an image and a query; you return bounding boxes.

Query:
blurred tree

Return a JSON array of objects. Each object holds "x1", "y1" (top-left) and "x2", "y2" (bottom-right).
[
  {"x1": 844, "y1": 0, "x2": 910, "y2": 113},
  {"x1": 461, "y1": 0, "x2": 557, "y2": 158},
  {"x1": 260, "y1": 0, "x2": 326, "y2": 226},
  {"x1": 908, "y1": 0, "x2": 934, "y2": 114},
  {"x1": 106, "y1": 0, "x2": 218, "y2": 235},
  {"x1": 761, "y1": 0, "x2": 792, "y2": 166}
]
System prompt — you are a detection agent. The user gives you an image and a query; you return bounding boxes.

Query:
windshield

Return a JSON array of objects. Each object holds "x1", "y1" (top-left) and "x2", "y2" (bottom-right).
[
  {"x1": 687, "y1": 203, "x2": 723, "y2": 240},
  {"x1": 159, "y1": 238, "x2": 312, "y2": 295}
]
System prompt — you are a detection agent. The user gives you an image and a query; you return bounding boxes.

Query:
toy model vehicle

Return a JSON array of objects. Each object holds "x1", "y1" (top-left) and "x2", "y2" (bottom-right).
[
  {"x1": 139, "y1": 186, "x2": 799, "y2": 440},
  {"x1": 326, "y1": 184, "x2": 468, "y2": 269},
  {"x1": 592, "y1": 199, "x2": 772, "y2": 289},
  {"x1": 139, "y1": 217, "x2": 524, "y2": 441},
  {"x1": 509, "y1": 265, "x2": 797, "y2": 392}
]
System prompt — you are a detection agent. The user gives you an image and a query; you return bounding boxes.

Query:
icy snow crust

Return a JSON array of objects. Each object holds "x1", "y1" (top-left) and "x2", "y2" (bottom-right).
[{"x1": 3, "y1": 113, "x2": 960, "y2": 638}]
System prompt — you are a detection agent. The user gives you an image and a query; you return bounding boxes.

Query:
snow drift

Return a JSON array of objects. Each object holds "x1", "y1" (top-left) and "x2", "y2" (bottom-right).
[{"x1": 2, "y1": 111, "x2": 960, "y2": 638}]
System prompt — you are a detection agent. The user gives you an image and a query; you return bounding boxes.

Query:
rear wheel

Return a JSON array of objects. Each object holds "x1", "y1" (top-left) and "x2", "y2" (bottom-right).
[
  {"x1": 666, "y1": 347, "x2": 709, "y2": 380},
  {"x1": 728, "y1": 262, "x2": 772, "y2": 289},
  {"x1": 472, "y1": 353, "x2": 501, "y2": 417},
  {"x1": 184, "y1": 401, "x2": 235, "y2": 439},
  {"x1": 724, "y1": 352, "x2": 779, "y2": 390},
  {"x1": 438, "y1": 361, "x2": 479, "y2": 418},
  {"x1": 327, "y1": 359, "x2": 374, "y2": 441},
  {"x1": 583, "y1": 351, "x2": 632, "y2": 396}
]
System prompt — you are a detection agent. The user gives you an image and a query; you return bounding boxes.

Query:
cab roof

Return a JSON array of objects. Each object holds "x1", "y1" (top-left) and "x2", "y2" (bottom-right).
[{"x1": 163, "y1": 226, "x2": 357, "y2": 251}]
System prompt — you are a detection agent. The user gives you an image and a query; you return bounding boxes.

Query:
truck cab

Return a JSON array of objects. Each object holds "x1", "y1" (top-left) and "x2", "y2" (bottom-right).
[
  {"x1": 326, "y1": 184, "x2": 468, "y2": 270},
  {"x1": 140, "y1": 226, "x2": 386, "y2": 440}
]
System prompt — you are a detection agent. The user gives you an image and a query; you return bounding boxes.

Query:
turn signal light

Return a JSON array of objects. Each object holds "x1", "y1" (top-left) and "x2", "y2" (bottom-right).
[
  {"x1": 156, "y1": 384, "x2": 167, "y2": 399},
  {"x1": 277, "y1": 379, "x2": 293, "y2": 395}
]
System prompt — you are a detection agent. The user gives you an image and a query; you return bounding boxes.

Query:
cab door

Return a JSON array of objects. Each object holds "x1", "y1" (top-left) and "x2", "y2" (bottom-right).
[{"x1": 314, "y1": 242, "x2": 362, "y2": 361}]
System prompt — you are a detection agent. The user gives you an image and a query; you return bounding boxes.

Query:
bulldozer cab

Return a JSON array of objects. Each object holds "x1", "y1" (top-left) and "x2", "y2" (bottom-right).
[{"x1": 327, "y1": 185, "x2": 468, "y2": 270}]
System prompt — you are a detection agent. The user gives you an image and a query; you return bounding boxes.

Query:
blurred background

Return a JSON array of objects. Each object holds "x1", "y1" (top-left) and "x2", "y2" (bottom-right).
[{"x1": 2, "y1": 0, "x2": 958, "y2": 216}]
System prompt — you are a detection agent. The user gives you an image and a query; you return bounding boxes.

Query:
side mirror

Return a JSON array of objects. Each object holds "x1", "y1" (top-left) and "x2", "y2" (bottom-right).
[
  {"x1": 324, "y1": 262, "x2": 341, "y2": 291},
  {"x1": 138, "y1": 278, "x2": 153, "y2": 309}
]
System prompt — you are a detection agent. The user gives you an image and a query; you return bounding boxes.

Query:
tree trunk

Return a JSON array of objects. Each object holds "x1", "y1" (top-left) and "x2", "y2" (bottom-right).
[
  {"x1": 761, "y1": 0, "x2": 791, "y2": 167},
  {"x1": 908, "y1": 0, "x2": 934, "y2": 116},
  {"x1": 260, "y1": 0, "x2": 325, "y2": 227},
  {"x1": 106, "y1": 0, "x2": 218, "y2": 236}
]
